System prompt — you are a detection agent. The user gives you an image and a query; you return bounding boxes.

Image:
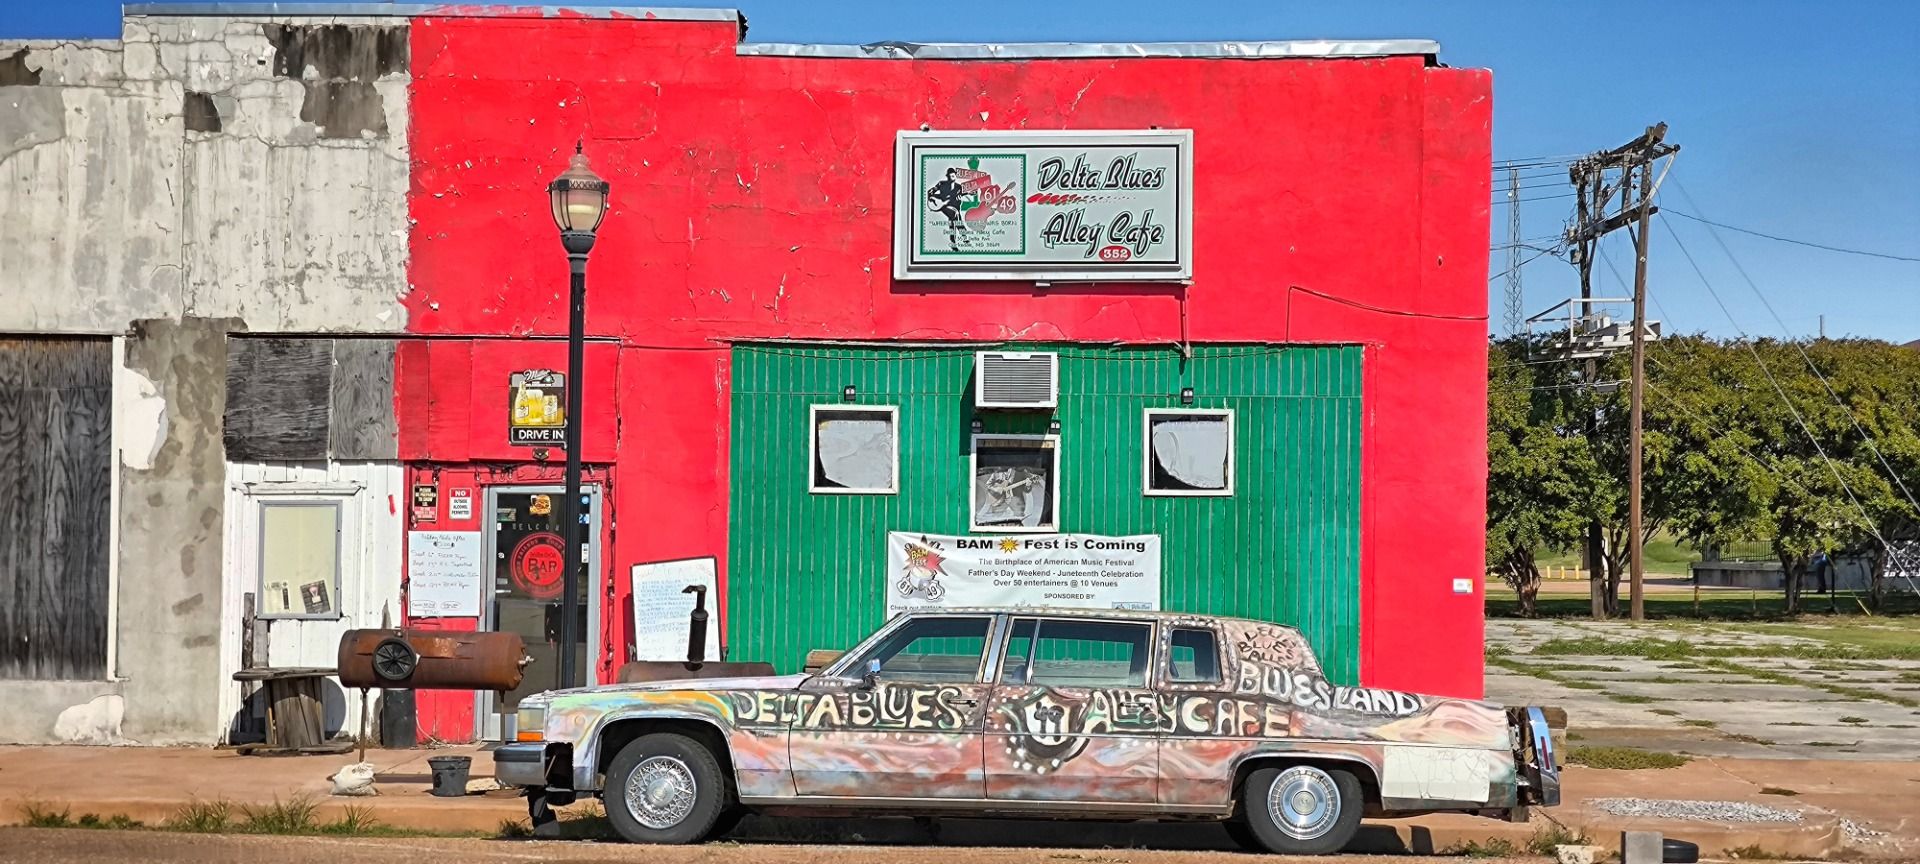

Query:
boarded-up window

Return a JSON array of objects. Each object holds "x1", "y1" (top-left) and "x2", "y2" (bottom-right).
[
  {"x1": 258, "y1": 502, "x2": 341, "y2": 619},
  {"x1": 809, "y1": 405, "x2": 897, "y2": 494},
  {"x1": 225, "y1": 337, "x2": 396, "y2": 461},
  {"x1": 0, "y1": 338, "x2": 111, "y2": 680},
  {"x1": 970, "y1": 434, "x2": 1058, "y2": 531},
  {"x1": 1144, "y1": 409, "x2": 1234, "y2": 496}
]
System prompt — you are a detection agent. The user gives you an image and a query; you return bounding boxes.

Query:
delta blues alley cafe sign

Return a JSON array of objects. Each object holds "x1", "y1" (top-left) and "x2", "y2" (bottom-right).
[{"x1": 893, "y1": 130, "x2": 1193, "y2": 281}]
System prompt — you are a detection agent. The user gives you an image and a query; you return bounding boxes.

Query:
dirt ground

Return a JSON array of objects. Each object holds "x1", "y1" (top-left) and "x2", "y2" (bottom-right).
[{"x1": 0, "y1": 828, "x2": 1539, "y2": 864}]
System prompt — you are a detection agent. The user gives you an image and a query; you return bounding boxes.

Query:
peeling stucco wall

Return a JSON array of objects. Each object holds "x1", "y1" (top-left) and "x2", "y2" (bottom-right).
[
  {"x1": 0, "y1": 17, "x2": 409, "y2": 335},
  {"x1": 115, "y1": 316, "x2": 237, "y2": 744}
]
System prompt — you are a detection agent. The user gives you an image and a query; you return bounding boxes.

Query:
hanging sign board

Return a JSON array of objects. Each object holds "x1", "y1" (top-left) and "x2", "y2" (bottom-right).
[
  {"x1": 894, "y1": 130, "x2": 1193, "y2": 282},
  {"x1": 630, "y1": 557, "x2": 721, "y2": 662},
  {"x1": 407, "y1": 530, "x2": 484, "y2": 617},
  {"x1": 508, "y1": 370, "x2": 567, "y2": 446},
  {"x1": 884, "y1": 532, "x2": 1161, "y2": 619}
]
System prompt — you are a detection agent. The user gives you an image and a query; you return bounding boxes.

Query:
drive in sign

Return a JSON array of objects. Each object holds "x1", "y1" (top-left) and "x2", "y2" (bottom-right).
[
  {"x1": 885, "y1": 531, "x2": 1161, "y2": 618},
  {"x1": 894, "y1": 130, "x2": 1193, "y2": 281}
]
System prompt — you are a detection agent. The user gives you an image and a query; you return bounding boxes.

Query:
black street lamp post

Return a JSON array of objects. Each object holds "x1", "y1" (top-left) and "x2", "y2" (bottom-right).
[{"x1": 547, "y1": 142, "x2": 610, "y2": 691}]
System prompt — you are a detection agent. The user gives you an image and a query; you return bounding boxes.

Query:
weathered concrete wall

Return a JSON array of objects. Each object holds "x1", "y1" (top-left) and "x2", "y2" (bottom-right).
[
  {"x1": 115, "y1": 316, "x2": 236, "y2": 744},
  {"x1": 0, "y1": 17, "x2": 409, "y2": 335},
  {"x1": 0, "y1": 317, "x2": 234, "y2": 745}
]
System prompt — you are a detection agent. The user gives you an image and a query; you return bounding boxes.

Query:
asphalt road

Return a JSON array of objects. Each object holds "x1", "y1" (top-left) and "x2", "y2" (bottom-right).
[{"x1": 0, "y1": 828, "x2": 1535, "y2": 864}]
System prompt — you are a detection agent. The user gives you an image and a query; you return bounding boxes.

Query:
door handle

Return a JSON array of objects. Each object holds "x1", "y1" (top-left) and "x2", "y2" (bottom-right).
[{"x1": 950, "y1": 698, "x2": 979, "y2": 708}]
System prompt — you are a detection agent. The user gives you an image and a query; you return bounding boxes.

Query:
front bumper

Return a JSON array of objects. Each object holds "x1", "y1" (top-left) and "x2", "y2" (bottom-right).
[{"x1": 494, "y1": 742, "x2": 558, "y2": 789}]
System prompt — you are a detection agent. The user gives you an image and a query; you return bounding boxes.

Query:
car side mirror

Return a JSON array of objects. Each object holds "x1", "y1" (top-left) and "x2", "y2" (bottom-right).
[{"x1": 861, "y1": 658, "x2": 882, "y2": 690}]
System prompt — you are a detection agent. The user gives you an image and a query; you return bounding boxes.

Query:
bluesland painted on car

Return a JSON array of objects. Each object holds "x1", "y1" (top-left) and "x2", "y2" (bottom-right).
[{"x1": 497, "y1": 609, "x2": 1559, "y2": 854}]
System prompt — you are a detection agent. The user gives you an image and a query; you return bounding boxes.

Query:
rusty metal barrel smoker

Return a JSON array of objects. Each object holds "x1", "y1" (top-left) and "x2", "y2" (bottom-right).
[{"x1": 337, "y1": 629, "x2": 532, "y2": 760}]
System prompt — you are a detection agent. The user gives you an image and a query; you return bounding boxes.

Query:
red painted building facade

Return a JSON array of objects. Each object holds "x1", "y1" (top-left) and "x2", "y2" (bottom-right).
[{"x1": 393, "y1": 9, "x2": 1492, "y2": 739}]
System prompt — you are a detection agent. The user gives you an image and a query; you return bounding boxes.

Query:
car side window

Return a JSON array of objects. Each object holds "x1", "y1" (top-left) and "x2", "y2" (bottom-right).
[
  {"x1": 849, "y1": 615, "x2": 992, "y2": 683},
  {"x1": 1168, "y1": 627, "x2": 1221, "y2": 685},
  {"x1": 1026, "y1": 619, "x2": 1152, "y2": 689},
  {"x1": 1000, "y1": 618, "x2": 1037, "y2": 684}
]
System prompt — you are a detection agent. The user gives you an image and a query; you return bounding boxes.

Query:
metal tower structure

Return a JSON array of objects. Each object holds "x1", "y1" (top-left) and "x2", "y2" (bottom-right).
[{"x1": 1503, "y1": 167, "x2": 1524, "y2": 335}]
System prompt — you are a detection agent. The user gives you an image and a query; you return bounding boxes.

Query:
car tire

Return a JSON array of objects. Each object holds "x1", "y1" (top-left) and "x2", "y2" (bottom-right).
[
  {"x1": 1240, "y1": 764, "x2": 1365, "y2": 855},
  {"x1": 604, "y1": 733, "x2": 727, "y2": 844},
  {"x1": 1221, "y1": 817, "x2": 1262, "y2": 851}
]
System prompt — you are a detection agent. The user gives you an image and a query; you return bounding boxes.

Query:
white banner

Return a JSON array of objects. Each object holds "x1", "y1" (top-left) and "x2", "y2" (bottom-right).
[{"x1": 885, "y1": 532, "x2": 1161, "y2": 618}]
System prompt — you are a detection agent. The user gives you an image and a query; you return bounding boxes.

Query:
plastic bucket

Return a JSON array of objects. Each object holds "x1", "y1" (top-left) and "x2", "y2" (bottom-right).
[{"x1": 427, "y1": 755, "x2": 472, "y2": 798}]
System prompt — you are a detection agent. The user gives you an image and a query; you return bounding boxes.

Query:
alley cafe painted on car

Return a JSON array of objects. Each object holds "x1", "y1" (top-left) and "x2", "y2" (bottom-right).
[{"x1": 386, "y1": 6, "x2": 1492, "y2": 744}]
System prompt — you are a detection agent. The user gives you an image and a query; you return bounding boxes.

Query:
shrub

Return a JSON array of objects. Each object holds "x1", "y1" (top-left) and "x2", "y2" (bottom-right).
[{"x1": 1564, "y1": 746, "x2": 1689, "y2": 770}]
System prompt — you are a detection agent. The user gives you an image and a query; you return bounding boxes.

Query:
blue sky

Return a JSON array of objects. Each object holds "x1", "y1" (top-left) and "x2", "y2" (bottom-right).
[{"x1": 5, "y1": 0, "x2": 1916, "y2": 341}]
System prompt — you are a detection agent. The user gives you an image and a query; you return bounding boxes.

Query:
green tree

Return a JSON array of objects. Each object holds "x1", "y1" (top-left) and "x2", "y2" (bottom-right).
[{"x1": 1486, "y1": 339, "x2": 1598, "y2": 616}]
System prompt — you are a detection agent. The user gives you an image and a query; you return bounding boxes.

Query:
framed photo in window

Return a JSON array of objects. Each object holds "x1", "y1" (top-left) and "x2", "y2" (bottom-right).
[
  {"x1": 809, "y1": 404, "x2": 899, "y2": 494},
  {"x1": 1142, "y1": 408, "x2": 1235, "y2": 496},
  {"x1": 969, "y1": 433, "x2": 1060, "y2": 532}
]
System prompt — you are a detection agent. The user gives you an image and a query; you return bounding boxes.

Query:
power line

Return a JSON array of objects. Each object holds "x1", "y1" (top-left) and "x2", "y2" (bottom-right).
[
  {"x1": 1492, "y1": 192, "x2": 1579, "y2": 205},
  {"x1": 1658, "y1": 214, "x2": 1920, "y2": 592},
  {"x1": 1666, "y1": 209, "x2": 1920, "y2": 263},
  {"x1": 1489, "y1": 248, "x2": 1559, "y2": 283},
  {"x1": 1669, "y1": 179, "x2": 1920, "y2": 517},
  {"x1": 1663, "y1": 208, "x2": 1920, "y2": 264}
]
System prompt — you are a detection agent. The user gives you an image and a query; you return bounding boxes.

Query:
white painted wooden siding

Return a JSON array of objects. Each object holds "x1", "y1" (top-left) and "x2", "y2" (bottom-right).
[{"x1": 219, "y1": 461, "x2": 403, "y2": 743}]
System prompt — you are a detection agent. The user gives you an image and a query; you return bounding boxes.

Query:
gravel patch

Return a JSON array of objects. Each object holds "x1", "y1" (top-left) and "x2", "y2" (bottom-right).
[
  {"x1": 1590, "y1": 798, "x2": 1805, "y2": 824},
  {"x1": 1842, "y1": 819, "x2": 1887, "y2": 845}
]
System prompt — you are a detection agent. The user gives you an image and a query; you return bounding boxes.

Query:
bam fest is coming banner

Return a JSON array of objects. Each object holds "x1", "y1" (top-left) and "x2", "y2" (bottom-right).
[{"x1": 885, "y1": 532, "x2": 1161, "y2": 618}]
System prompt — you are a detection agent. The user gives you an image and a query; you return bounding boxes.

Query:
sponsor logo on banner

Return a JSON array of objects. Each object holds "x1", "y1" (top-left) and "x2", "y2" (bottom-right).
[{"x1": 884, "y1": 532, "x2": 1160, "y2": 618}]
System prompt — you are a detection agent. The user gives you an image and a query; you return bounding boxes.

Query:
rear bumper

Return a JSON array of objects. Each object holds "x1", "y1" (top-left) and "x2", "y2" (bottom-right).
[
  {"x1": 1521, "y1": 706, "x2": 1561, "y2": 806},
  {"x1": 494, "y1": 742, "x2": 556, "y2": 788}
]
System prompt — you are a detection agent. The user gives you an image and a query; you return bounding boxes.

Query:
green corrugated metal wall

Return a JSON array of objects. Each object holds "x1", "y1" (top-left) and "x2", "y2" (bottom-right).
[{"x1": 725, "y1": 343, "x2": 1365, "y2": 683}]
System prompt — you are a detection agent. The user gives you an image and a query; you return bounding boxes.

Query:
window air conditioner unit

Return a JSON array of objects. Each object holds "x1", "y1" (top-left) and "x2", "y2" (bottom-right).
[{"x1": 975, "y1": 351, "x2": 1058, "y2": 409}]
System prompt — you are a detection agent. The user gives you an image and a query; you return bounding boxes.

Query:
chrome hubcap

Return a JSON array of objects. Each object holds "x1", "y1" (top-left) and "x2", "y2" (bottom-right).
[
  {"x1": 625, "y1": 755, "x2": 697, "y2": 829},
  {"x1": 1268, "y1": 766, "x2": 1339, "y2": 840}
]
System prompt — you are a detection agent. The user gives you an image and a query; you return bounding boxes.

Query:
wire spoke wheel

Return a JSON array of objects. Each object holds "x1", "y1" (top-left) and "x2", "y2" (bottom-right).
[{"x1": 625, "y1": 755, "x2": 699, "y2": 830}]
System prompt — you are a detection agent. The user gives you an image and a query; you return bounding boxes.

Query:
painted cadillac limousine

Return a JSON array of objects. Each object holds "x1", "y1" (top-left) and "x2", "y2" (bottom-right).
[{"x1": 496, "y1": 609, "x2": 1559, "y2": 854}]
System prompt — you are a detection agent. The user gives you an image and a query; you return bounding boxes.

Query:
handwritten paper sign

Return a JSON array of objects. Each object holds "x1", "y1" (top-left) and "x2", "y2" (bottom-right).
[
  {"x1": 630, "y1": 557, "x2": 720, "y2": 662},
  {"x1": 407, "y1": 530, "x2": 483, "y2": 617}
]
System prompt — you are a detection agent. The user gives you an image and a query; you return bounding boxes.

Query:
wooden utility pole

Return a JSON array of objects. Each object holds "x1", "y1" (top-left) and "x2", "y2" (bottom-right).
[
  {"x1": 1564, "y1": 123, "x2": 1677, "y2": 620},
  {"x1": 1627, "y1": 153, "x2": 1654, "y2": 621}
]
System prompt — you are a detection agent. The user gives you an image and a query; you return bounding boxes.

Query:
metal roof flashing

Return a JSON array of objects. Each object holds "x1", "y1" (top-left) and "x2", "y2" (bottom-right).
[
  {"x1": 114, "y1": 7, "x2": 1437, "y2": 63},
  {"x1": 121, "y1": 3, "x2": 742, "y2": 22},
  {"x1": 737, "y1": 39, "x2": 1442, "y2": 62}
]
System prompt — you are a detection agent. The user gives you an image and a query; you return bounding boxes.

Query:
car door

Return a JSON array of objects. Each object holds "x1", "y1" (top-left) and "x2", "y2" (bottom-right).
[
  {"x1": 788, "y1": 614, "x2": 995, "y2": 799},
  {"x1": 983, "y1": 616, "x2": 1160, "y2": 803},
  {"x1": 1154, "y1": 622, "x2": 1244, "y2": 806}
]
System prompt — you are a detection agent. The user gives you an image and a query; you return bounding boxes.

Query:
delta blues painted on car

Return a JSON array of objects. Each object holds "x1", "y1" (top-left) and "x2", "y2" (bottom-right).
[{"x1": 497, "y1": 608, "x2": 1559, "y2": 854}]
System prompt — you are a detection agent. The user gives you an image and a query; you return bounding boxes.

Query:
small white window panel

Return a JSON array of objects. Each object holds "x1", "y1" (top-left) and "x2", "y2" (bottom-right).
[
  {"x1": 1143, "y1": 408, "x2": 1235, "y2": 497},
  {"x1": 970, "y1": 433, "x2": 1061, "y2": 533},
  {"x1": 809, "y1": 404, "x2": 899, "y2": 494},
  {"x1": 258, "y1": 500, "x2": 343, "y2": 620}
]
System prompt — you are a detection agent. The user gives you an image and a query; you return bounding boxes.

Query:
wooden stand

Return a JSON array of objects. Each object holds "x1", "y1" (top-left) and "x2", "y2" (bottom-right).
[{"x1": 232, "y1": 667, "x2": 353, "y2": 756}]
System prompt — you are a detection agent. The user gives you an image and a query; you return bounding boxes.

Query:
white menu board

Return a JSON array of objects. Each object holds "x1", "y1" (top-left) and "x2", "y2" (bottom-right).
[
  {"x1": 630, "y1": 557, "x2": 720, "y2": 662},
  {"x1": 407, "y1": 530, "x2": 484, "y2": 617}
]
